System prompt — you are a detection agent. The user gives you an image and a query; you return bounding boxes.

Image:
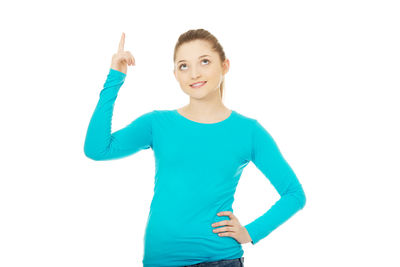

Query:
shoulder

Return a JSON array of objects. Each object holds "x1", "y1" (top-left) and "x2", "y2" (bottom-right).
[
  {"x1": 232, "y1": 110, "x2": 258, "y2": 126},
  {"x1": 147, "y1": 109, "x2": 177, "y2": 126},
  {"x1": 233, "y1": 111, "x2": 274, "y2": 139},
  {"x1": 138, "y1": 109, "x2": 171, "y2": 117},
  {"x1": 151, "y1": 109, "x2": 174, "y2": 117}
]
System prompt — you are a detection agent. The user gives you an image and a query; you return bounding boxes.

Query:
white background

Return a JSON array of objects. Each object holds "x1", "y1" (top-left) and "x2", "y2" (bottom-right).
[{"x1": 1, "y1": 0, "x2": 399, "y2": 266}]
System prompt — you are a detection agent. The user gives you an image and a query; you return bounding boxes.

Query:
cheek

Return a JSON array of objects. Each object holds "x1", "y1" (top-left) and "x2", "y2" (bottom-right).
[
  {"x1": 206, "y1": 69, "x2": 221, "y2": 81},
  {"x1": 206, "y1": 77, "x2": 219, "y2": 87},
  {"x1": 177, "y1": 76, "x2": 187, "y2": 86},
  {"x1": 179, "y1": 74, "x2": 190, "y2": 83}
]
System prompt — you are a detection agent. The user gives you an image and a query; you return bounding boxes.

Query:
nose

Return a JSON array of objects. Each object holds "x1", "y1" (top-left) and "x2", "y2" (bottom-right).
[{"x1": 190, "y1": 67, "x2": 201, "y2": 79}]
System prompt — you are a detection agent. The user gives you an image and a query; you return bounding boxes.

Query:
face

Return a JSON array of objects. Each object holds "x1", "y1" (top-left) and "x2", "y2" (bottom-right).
[{"x1": 173, "y1": 39, "x2": 229, "y2": 100}]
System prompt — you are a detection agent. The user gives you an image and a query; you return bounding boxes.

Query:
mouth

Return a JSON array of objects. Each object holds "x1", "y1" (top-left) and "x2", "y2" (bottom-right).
[{"x1": 190, "y1": 81, "x2": 207, "y2": 88}]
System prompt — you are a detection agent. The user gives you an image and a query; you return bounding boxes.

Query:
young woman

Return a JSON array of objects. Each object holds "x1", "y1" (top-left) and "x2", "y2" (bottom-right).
[{"x1": 84, "y1": 29, "x2": 306, "y2": 267}]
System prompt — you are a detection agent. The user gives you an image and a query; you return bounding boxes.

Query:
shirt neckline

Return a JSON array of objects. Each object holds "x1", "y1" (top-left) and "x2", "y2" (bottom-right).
[{"x1": 173, "y1": 109, "x2": 236, "y2": 126}]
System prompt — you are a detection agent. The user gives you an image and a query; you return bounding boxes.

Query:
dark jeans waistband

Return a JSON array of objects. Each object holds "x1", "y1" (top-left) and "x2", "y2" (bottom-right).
[{"x1": 183, "y1": 256, "x2": 244, "y2": 266}]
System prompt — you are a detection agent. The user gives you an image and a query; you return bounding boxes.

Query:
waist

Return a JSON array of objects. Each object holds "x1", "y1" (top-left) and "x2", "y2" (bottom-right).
[{"x1": 143, "y1": 223, "x2": 243, "y2": 266}]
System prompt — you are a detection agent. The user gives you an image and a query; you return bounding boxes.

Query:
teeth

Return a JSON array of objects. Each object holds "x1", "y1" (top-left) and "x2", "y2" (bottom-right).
[{"x1": 191, "y1": 82, "x2": 206, "y2": 87}]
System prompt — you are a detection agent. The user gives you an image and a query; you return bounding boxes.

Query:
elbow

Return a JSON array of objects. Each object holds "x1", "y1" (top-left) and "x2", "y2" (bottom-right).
[
  {"x1": 285, "y1": 184, "x2": 306, "y2": 210},
  {"x1": 84, "y1": 146, "x2": 102, "y2": 161},
  {"x1": 83, "y1": 138, "x2": 107, "y2": 161},
  {"x1": 300, "y1": 192, "x2": 306, "y2": 210},
  {"x1": 84, "y1": 140, "x2": 94, "y2": 160},
  {"x1": 84, "y1": 149, "x2": 96, "y2": 160},
  {"x1": 296, "y1": 187, "x2": 307, "y2": 210}
]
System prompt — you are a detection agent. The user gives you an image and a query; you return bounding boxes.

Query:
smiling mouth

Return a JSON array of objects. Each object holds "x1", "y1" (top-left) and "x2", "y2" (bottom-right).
[{"x1": 190, "y1": 81, "x2": 207, "y2": 88}]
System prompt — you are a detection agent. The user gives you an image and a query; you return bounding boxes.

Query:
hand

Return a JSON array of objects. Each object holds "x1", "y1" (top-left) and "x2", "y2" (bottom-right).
[
  {"x1": 211, "y1": 211, "x2": 253, "y2": 244},
  {"x1": 110, "y1": 32, "x2": 136, "y2": 74}
]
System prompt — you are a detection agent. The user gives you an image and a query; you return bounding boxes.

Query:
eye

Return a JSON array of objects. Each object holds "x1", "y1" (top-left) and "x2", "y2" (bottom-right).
[
  {"x1": 179, "y1": 63, "x2": 187, "y2": 70},
  {"x1": 201, "y1": 59, "x2": 210, "y2": 65},
  {"x1": 178, "y1": 59, "x2": 210, "y2": 70}
]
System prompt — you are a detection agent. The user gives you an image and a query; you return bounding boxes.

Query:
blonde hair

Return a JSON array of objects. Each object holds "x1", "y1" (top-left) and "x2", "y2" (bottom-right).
[{"x1": 173, "y1": 29, "x2": 227, "y2": 100}]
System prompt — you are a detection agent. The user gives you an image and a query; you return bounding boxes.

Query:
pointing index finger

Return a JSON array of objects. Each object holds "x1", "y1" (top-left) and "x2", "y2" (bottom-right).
[{"x1": 118, "y1": 32, "x2": 125, "y2": 52}]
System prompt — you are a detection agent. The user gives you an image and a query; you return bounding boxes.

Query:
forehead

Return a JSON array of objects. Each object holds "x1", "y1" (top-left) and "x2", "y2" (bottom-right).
[{"x1": 176, "y1": 40, "x2": 216, "y2": 61}]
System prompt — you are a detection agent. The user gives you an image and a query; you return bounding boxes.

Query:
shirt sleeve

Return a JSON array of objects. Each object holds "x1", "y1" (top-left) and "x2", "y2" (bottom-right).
[
  {"x1": 84, "y1": 68, "x2": 153, "y2": 161},
  {"x1": 244, "y1": 119, "x2": 306, "y2": 245}
]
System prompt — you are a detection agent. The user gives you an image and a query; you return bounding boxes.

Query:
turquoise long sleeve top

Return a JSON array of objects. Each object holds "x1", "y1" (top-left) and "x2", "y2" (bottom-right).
[{"x1": 84, "y1": 68, "x2": 306, "y2": 267}]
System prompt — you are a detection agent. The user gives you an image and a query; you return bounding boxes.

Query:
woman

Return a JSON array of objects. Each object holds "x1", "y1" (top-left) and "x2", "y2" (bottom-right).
[{"x1": 84, "y1": 29, "x2": 306, "y2": 267}]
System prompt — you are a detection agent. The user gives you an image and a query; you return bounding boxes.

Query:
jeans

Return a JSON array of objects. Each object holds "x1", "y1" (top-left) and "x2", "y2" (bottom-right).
[{"x1": 183, "y1": 257, "x2": 244, "y2": 267}]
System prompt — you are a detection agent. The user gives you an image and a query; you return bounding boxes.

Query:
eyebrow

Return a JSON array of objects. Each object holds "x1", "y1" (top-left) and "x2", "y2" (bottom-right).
[{"x1": 177, "y1": 55, "x2": 211, "y2": 64}]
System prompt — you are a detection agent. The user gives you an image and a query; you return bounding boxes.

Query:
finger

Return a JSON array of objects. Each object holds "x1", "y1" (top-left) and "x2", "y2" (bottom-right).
[
  {"x1": 126, "y1": 51, "x2": 135, "y2": 65},
  {"x1": 218, "y1": 211, "x2": 232, "y2": 216},
  {"x1": 118, "y1": 32, "x2": 125, "y2": 52},
  {"x1": 214, "y1": 226, "x2": 235, "y2": 233},
  {"x1": 212, "y1": 220, "x2": 232, "y2": 227},
  {"x1": 122, "y1": 52, "x2": 129, "y2": 64},
  {"x1": 218, "y1": 232, "x2": 233, "y2": 237},
  {"x1": 218, "y1": 211, "x2": 234, "y2": 220}
]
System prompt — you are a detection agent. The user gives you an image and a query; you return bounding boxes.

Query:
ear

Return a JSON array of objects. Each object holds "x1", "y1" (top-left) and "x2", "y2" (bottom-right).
[
  {"x1": 173, "y1": 68, "x2": 177, "y2": 80},
  {"x1": 222, "y1": 59, "x2": 230, "y2": 75}
]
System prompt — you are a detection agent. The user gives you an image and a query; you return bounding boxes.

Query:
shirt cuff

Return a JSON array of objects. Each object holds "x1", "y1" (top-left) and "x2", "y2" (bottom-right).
[{"x1": 109, "y1": 68, "x2": 126, "y2": 79}]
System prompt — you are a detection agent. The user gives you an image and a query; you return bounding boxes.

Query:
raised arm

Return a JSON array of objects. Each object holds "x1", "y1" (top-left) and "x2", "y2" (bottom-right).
[
  {"x1": 83, "y1": 69, "x2": 153, "y2": 161},
  {"x1": 244, "y1": 119, "x2": 306, "y2": 245}
]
